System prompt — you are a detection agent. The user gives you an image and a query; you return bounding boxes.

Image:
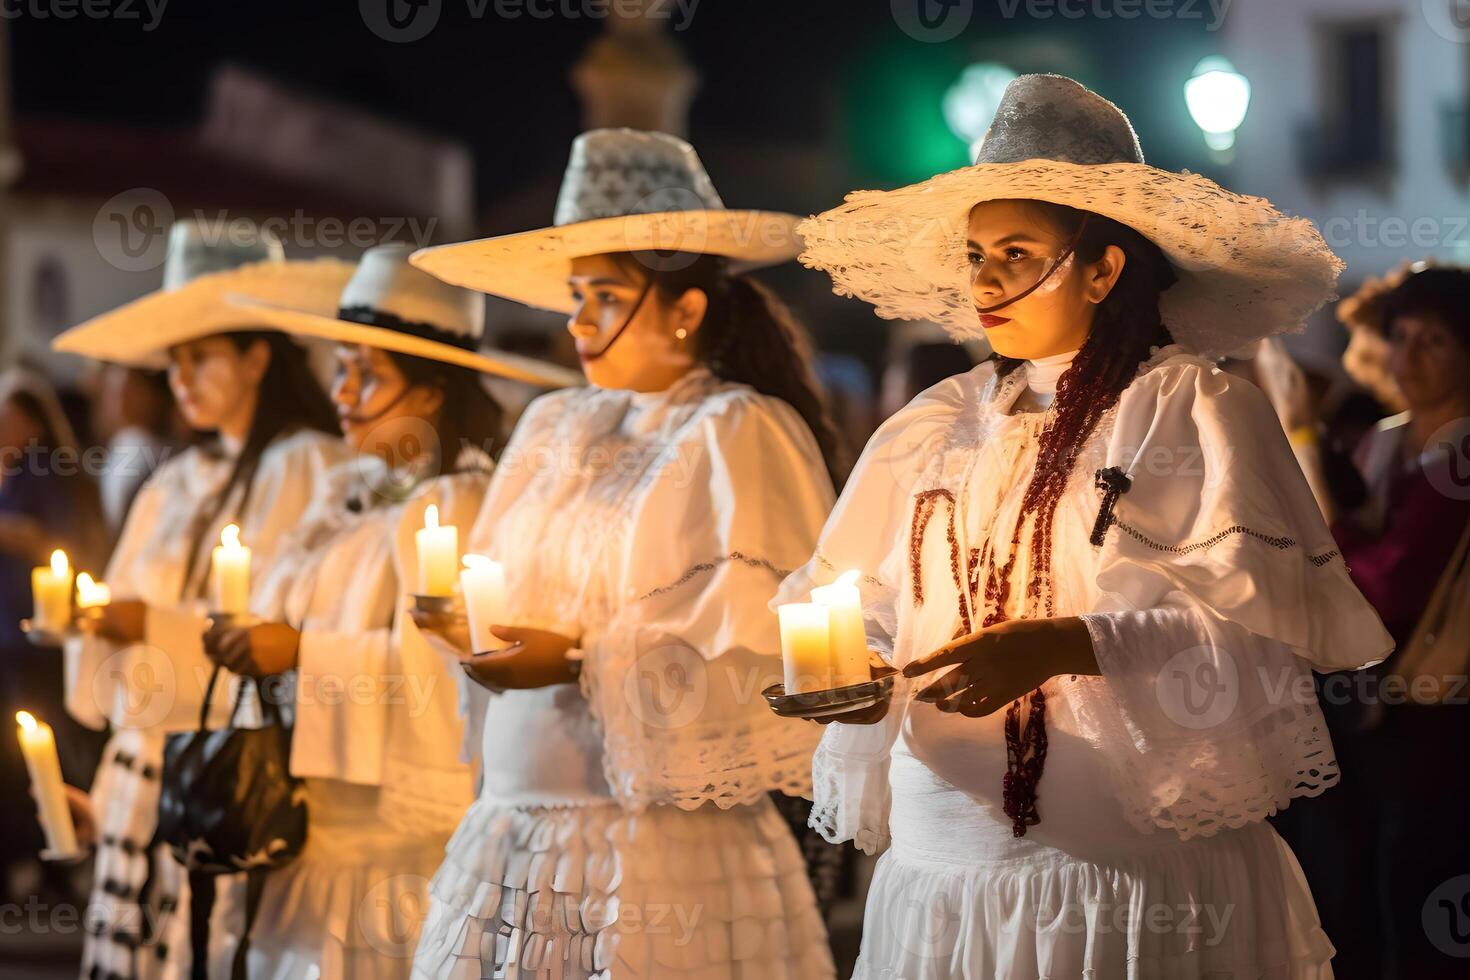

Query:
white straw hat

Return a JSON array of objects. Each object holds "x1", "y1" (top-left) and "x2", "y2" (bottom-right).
[
  {"x1": 229, "y1": 243, "x2": 582, "y2": 388},
  {"x1": 797, "y1": 74, "x2": 1344, "y2": 359},
  {"x1": 52, "y1": 220, "x2": 348, "y2": 368},
  {"x1": 410, "y1": 128, "x2": 804, "y2": 312}
]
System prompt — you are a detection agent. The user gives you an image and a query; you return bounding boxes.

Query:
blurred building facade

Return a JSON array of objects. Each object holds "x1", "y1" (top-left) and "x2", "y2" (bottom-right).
[
  {"x1": 1223, "y1": 0, "x2": 1470, "y2": 280},
  {"x1": 2, "y1": 64, "x2": 473, "y2": 382}
]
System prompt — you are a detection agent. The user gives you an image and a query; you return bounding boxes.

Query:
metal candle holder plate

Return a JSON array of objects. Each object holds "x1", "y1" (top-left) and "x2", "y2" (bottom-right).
[
  {"x1": 412, "y1": 594, "x2": 455, "y2": 616},
  {"x1": 763, "y1": 669, "x2": 896, "y2": 720}
]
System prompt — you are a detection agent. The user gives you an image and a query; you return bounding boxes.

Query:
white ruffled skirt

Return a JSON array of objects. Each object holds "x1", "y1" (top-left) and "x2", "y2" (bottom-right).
[
  {"x1": 412, "y1": 795, "x2": 836, "y2": 979},
  {"x1": 855, "y1": 752, "x2": 1336, "y2": 980},
  {"x1": 246, "y1": 778, "x2": 454, "y2": 980}
]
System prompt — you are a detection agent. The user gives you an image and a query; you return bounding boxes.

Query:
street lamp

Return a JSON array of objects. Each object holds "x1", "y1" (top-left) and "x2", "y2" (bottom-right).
[
  {"x1": 1185, "y1": 56, "x2": 1251, "y2": 155},
  {"x1": 944, "y1": 63, "x2": 1018, "y2": 162}
]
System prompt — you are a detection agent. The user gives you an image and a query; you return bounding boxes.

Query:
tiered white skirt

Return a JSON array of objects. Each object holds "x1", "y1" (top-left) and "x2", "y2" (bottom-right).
[
  {"x1": 854, "y1": 751, "x2": 1337, "y2": 980},
  {"x1": 246, "y1": 779, "x2": 453, "y2": 980},
  {"x1": 412, "y1": 795, "x2": 836, "y2": 979}
]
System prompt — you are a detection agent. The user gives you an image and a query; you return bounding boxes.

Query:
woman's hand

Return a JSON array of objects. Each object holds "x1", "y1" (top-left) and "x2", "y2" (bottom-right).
[
  {"x1": 202, "y1": 621, "x2": 300, "y2": 678},
  {"x1": 903, "y1": 617, "x2": 1098, "y2": 717},
  {"x1": 461, "y1": 626, "x2": 580, "y2": 692},
  {"x1": 80, "y1": 599, "x2": 147, "y2": 645},
  {"x1": 62, "y1": 784, "x2": 97, "y2": 850},
  {"x1": 408, "y1": 605, "x2": 472, "y2": 659}
]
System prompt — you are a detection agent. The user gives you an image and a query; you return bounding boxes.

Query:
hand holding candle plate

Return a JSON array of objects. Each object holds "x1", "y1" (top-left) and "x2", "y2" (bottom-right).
[{"x1": 461, "y1": 626, "x2": 580, "y2": 692}]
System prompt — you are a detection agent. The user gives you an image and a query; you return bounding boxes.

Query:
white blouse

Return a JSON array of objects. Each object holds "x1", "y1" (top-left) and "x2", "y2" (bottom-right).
[
  {"x1": 463, "y1": 367, "x2": 837, "y2": 813},
  {"x1": 66, "y1": 429, "x2": 351, "y2": 734},
  {"x1": 776, "y1": 345, "x2": 1394, "y2": 853},
  {"x1": 251, "y1": 456, "x2": 488, "y2": 834}
]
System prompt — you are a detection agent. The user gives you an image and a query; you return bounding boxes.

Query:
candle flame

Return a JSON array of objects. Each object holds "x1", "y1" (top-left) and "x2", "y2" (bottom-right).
[
  {"x1": 16, "y1": 711, "x2": 36, "y2": 732},
  {"x1": 220, "y1": 523, "x2": 241, "y2": 549},
  {"x1": 462, "y1": 553, "x2": 491, "y2": 569},
  {"x1": 77, "y1": 572, "x2": 95, "y2": 592},
  {"x1": 836, "y1": 569, "x2": 861, "y2": 588},
  {"x1": 49, "y1": 550, "x2": 68, "y2": 577},
  {"x1": 424, "y1": 504, "x2": 440, "y2": 530}
]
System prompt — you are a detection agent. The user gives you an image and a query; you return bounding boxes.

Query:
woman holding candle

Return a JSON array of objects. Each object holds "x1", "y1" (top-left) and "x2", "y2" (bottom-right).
[
  {"x1": 50, "y1": 220, "x2": 353, "y2": 980},
  {"x1": 201, "y1": 242, "x2": 576, "y2": 980},
  {"x1": 774, "y1": 75, "x2": 1395, "y2": 978},
  {"x1": 407, "y1": 129, "x2": 841, "y2": 978}
]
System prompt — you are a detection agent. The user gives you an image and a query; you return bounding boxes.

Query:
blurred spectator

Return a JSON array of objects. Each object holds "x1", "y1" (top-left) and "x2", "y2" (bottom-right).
[
  {"x1": 816, "y1": 352, "x2": 876, "y2": 482},
  {"x1": 91, "y1": 364, "x2": 179, "y2": 536},
  {"x1": 1281, "y1": 266, "x2": 1470, "y2": 980},
  {"x1": 0, "y1": 368, "x2": 109, "y2": 904},
  {"x1": 878, "y1": 339, "x2": 976, "y2": 420}
]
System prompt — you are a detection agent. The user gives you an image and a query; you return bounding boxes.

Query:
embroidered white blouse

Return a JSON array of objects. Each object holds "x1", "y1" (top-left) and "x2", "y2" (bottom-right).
[
  {"x1": 462, "y1": 367, "x2": 836, "y2": 813},
  {"x1": 66, "y1": 429, "x2": 351, "y2": 734},
  {"x1": 775, "y1": 345, "x2": 1394, "y2": 853},
  {"x1": 250, "y1": 456, "x2": 489, "y2": 832}
]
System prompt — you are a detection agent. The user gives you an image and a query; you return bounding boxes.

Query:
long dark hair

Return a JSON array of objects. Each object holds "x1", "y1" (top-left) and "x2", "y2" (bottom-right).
[
  {"x1": 613, "y1": 252, "x2": 846, "y2": 487},
  {"x1": 383, "y1": 350, "x2": 507, "y2": 471},
  {"x1": 980, "y1": 201, "x2": 1176, "y2": 621},
  {"x1": 180, "y1": 331, "x2": 339, "y2": 597}
]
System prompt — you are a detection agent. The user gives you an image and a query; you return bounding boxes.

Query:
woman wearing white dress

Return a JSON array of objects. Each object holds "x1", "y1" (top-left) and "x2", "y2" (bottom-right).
[
  {"x1": 408, "y1": 128, "x2": 841, "y2": 979},
  {"x1": 52, "y1": 221, "x2": 354, "y2": 980},
  {"x1": 198, "y1": 244, "x2": 580, "y2": 979},
  {"x1": 776, "y1": 74, "x2": 1395, "y2": 979}
]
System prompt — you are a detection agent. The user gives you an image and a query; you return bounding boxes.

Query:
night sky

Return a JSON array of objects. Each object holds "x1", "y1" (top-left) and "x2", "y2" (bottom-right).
[{"x1": 11, "y1": 0, "x2": 1229, "y2": 209}]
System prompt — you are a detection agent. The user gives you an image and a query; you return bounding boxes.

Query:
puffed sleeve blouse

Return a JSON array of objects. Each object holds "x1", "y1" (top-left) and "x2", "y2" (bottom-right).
[
  {"x1": 776, "y1": 346, "x2": 1394, "y2": 852},
  {"x1": 463, "y1": 367, "x2": 838, "y2": 812}
]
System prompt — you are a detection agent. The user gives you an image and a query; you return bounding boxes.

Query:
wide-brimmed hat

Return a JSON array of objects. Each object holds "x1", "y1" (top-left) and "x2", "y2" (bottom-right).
[
  {"x1": 52, "y1": 220, "x2": 343, "y2": 368},
  {"x1": 797, "y1": 73, "x2": 1344, "y2": 359},
  {"x1": 410, "y1": 128, "x2": 804, "y2": 312},
  {"x1": 229, "y1": 243, "x2": 582, "y2": 388}
]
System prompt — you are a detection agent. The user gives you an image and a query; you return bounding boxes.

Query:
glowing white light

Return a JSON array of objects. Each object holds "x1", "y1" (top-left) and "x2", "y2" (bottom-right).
[
  {"x1": 1185, "y1": 56, "x2": 1251, "y2": 149},
  {"x1": 944, "y1": 63, "x2": 1019, "y2": 154}
]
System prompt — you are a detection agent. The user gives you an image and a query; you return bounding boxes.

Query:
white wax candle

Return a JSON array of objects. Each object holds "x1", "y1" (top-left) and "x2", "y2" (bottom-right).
[
  {"x1": 30, "y1": 549, "x2": 74, "y2": 633},
  {"x1": 778, "y1": 602, "x2": 832, "y2": 695},
  {"x1": 415, "y1": 504, "x2": 458, "y2": 597},
  {"x1": 210, "y1": 523, "x2": 252, "y2": 615},
  {"x1": 459, "y1": 554, "x2": 508, "y2": 652},
  {"x1": 810, "y1": 569, "x2": 871, "y2": 689},
  {"x1": 15, "y1": 711, "x2": 78, "y2": 858},
  {"x1": 75, "y1": 572, "x2": 111, "y2": 610}
]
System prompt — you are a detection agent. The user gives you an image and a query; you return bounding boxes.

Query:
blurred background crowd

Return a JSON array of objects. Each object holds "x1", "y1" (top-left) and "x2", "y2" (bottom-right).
[{"x1": 2, "y1": 1, "x2": 1469, "y2": 977}]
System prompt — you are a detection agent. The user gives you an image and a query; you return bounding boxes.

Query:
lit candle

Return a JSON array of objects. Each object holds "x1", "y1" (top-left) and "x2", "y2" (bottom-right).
[
  {"x1": 778, "y1": 602, "x2": 832, "y2": 694},
  {"x1": 15, "y1": 711, "x2": 78, "y2": 858},
  {"x1": 210, "y1": 523, "x2": 252, "y2": 615},
  {"x1": 459, "y1": 554, "x2": 508, "y2": 652},
  {"x1": 415, "y1": 504, "x2": 458, "y2": 597},
  {"x1": 810, "y1": 569, "x2": 872, "y2": 689},
  {"x1": 75, "y1": 572, "x2": 112, "y2": 610},
  {"x1": 30, "y1": 549, "x2": 74, "y2": 633}
]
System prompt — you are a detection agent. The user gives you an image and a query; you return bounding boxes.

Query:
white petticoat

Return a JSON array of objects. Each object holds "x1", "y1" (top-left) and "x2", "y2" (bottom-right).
[
  {"x1": 853, "y1": 752, "x2": 1336, "y2": 980},
  {"x1": 412, "y1": 796, "x2": 835, "y2": 979},
  {"x1": 246, "y1": 779, "x2": 454, "y2": 980}
]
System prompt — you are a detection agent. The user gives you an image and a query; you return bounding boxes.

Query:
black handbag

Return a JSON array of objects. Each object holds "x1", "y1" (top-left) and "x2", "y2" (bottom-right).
[{"x1": 154, "y1": 665, "x2": 307, "y2": 874}]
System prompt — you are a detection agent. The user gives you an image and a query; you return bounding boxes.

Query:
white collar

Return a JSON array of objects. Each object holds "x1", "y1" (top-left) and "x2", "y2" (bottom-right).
[{"x1": 1024, "y1": 348, "x2": 1080, "y2": 396}]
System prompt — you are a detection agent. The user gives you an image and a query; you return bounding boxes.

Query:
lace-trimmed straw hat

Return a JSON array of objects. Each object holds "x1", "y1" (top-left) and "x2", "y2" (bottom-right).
[
  {"x1": 228, "y1": 243, "x2": 582, "y2": 388},
  {"x1": 51, "y1": 219, "x2": 343, "y2": 368},
  {"x1": 410, "y1": 128, "x2": 804, "y2": 312},
  {"x1": 797, "y1": 73, "x2": 1344, "y2": 359}
]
